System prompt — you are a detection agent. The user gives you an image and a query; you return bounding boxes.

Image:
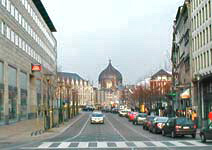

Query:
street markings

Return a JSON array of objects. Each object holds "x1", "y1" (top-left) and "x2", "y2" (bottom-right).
[{"x1": 22, "y1": 140, "x2": 210, "y2": 149}]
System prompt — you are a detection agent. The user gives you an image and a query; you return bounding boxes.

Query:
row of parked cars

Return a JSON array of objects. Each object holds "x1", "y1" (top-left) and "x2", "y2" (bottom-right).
[{"x1": 118, "y1": 109, "x2": 212, "y2": 142}]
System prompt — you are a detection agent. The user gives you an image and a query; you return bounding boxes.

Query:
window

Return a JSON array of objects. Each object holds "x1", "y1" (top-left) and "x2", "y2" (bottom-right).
[
  {"x1": 0, "y1": 20, "x2": 4, "y2": 35},
  {"x1": 206, "y1": 27, "x2": 209, "y2": 43},
  {"x1": 1, "y1": 0, "x2": 6, "y2": 7},
  {"x1": 0, "y1": 62, "x2": 4, "y2": 122},
  {"x1": 6, "y1": 26, "x2": 10, "y2": 40},
  {"x1": 15, "y1": 33, "x2": 18, "y2": 46},
  {"x1": 10, "y1": 30, "x2": 14, "y2": 43},
  {"x1": 211, "y1": 49, "x2": 212, "y2": 66},
  {"x1": 10, "y1": 4, "x2": 15, "y2": 17},
  {"x1": 18, "y1": 37, "x2": 22, "y2": 49},
  {"x1": 209, "y1": 0, "x2": 211, "y2": 18},
  {"x1": 203, "y1": 30, "x2": 205, "y2": 45},
  {"x1": 207, "y1": 51, "x2": 210, "y2": 67},
  {"x1": 6, "y1": 0, "x2": 11, "y2": 12},
  {"x1": 210, "y1": 25, "x2": 212, "y2": 41},
  {"x1": 204, "y1": 52, "x2": 206, "y2": 68},
  {"x1": 15, "y1": 9, "x2": 19, "y2": 21},
  {"x1": 22, "y1": 40, "x2": 25, "y2": 51},
  {"x1": 206, "y1": 4, "x2": 208, "y2": 20},
  {"x1": 18, "y1": 14, "x2": 22, "y2": 25},
  {"x1": 184, "y1": 30, "x2": 189, "y2": 46}
]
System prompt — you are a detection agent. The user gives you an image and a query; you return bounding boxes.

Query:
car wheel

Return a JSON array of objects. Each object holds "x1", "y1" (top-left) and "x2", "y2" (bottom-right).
[
  {"x1": 153, "y1": 127, "x2": 156, "y2": 134},
  {"x1": 192, "y1": 133, "x2": 196, "y2": 138},
  {"x1": 171, "y1": 131, "x2": 176, "y2": 138},
  {"x1": 143, "y1": 126, "x2": 145, "y2": 130},
  {"x1": 200, "y1": 134, "x2": 206, "y2": 143},
  {"x1": 149, "y1": 128, "x2": 152, "y2": 133},
  {"x1": 162, "y1": 130, "x2": 165, "y2": 136}
]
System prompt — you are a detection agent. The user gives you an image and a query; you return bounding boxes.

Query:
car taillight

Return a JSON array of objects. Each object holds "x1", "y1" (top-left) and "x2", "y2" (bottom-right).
[
  {"x1": 175, "y1": 125, "x2": 181, "y2": 129},
  {"x1": 157, "y1": 123, "x2": 162, "y2": 128},
  {"x1": 194, "y1": 124, "x2": 197, "y2": 129}
]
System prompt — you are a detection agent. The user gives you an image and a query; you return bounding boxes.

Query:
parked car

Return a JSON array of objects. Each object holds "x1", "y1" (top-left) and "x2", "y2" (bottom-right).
[
  {"x1": 90, "y1": 112, "x2": 104, "y2": 124},
  {"x1": 200, "y1": 122, "x2": 212, "y2": 142},
  {"x1": 143, "y1": 116, "x2": 156, "y2": 130},
  {"x1": 149, "y1": 117, "x2": 168, "y2": 133},
  {"x1": 133, "y1": 113, "x2": 147, "y2": 125},
  {"x1": 119, "y1": 110, "x2": 128, "y2": 117},
  {"x1": 162, "y1": 117, "x2": 197, "y2": 138},
  {"x1": 129, "y1": 112, "x2": 138, "y2": 121}
]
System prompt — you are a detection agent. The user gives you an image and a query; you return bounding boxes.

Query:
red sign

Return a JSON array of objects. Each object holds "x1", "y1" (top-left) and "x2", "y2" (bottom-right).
[
  {"x1": 209, "y1": 112, "x2": 212, "y2": 120},
  {"x1": 32, "y1": 64, "x2": 42, "y2": 72}
]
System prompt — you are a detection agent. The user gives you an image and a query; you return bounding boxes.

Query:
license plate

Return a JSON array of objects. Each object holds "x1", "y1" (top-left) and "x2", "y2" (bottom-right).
[{"x1": 183, "y1": 126, "x2": 190, "y2": 129}]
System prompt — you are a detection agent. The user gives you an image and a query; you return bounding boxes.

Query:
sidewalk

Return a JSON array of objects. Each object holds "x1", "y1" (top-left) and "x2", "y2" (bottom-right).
[{"x1": 0, "y1": 113, "x2": 83, "y2": 143}]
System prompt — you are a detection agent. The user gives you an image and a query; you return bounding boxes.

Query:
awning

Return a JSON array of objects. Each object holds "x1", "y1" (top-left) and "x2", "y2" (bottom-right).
[{"x1": 180, "y1": 89, "x2": 190, "y2": 99}]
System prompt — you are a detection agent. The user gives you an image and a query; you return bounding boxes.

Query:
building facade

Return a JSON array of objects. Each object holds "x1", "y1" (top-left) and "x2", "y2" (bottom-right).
[
  {"x1": 190, "y1": 0, "x2": 212, "y2": 127},
  {"x1": 0, "y1": 0, "x2": 57, "y2": 126},
  {"x1": 171, "y1": 1, "x2": 193, "y2": 116}
]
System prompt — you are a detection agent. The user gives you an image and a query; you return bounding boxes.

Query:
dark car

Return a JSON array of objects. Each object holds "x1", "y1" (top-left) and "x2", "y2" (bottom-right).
[
  {"x1": 143, "y1": 116, "x2": 156, "y2": 130},
  {"x1": 162, "y1": 117, "x2": 197, "y2": 138},
  {"x1": 133, "y1": 113, "x2": 147, "y2": 125},
  {"x1": 200, "y1": 122, "x2": 212, "y2": 142},
  {"x1": 111, "y1": 108, "x2": 119, "y2": 114},
  {"x1": 149, "y1": 117, "x2": 168, "y2": 133}
]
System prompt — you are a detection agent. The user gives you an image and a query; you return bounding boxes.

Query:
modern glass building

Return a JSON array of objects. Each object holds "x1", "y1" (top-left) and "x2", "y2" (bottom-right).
[{"x1": 0, "y1": 0, "x2": 57, "y2": 125}]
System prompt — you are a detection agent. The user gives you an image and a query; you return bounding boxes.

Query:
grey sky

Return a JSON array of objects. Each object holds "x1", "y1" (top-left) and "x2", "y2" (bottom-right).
[{"x1": 43, "y1": 0, "x2": 184, "y2": 85}]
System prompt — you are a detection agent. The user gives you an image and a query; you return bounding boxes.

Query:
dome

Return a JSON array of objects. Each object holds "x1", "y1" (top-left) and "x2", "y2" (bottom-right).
[{"x1": 98, "y1": 60, "x2": 122, "y2": 85}]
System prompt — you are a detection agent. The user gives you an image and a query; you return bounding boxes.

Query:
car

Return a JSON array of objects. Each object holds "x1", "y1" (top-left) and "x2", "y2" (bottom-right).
[
  {"x1": 161, "y1": 117, "x2": 197, "y2": 138},
  {"x1": 90, "y1": 112, "x2": 104, "y2": 124},
  {"x1": 149, "y1": 117, "x2": 168, "y2": 133},
  {"x1": 129, "y1": 112, "x2": 138, "y2": 122},
  {"x1": 111, "y1": 108, "x2": 119, "y2": 113},
  {"x1": 143, "y1": 116, "x2": 156, "y2": 130},
  {"x1": 133, "y1": 113, "x2": 147, "y2": 125},
  {"x1": 119, "y1": 110, "x2": 128, "y2": 117},
  {"x1": 200, "y1": 122, "x2": 212, "y2": 142}
]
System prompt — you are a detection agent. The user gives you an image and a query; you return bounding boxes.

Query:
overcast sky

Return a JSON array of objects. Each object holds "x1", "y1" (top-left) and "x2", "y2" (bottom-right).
[{"x1": 42, "y1": 0, "x2": 184, "y2": 85}]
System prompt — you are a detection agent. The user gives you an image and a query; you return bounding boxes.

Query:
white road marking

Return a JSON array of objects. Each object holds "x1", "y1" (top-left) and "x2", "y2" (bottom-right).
[
  {"x1": 115, "y1": 142, "x2": 128, "y2": 148},
  {"x1": 21, "y1": 140, "x2": 212, "y2": 149},
  {"x1": 77, "y1": 142, "x2": 89, "y2": 148},
  {"x1": 57, "y1": 142, "x2": 70, "y2": 148},
  {"x1": 106, "y1": 116, "x2": 127, "y2": 141},
  {"x1": 37, "y1": 142, "x2": 53, "y2": 148},
  {"x1": 97, "y1": 142, "x2": 108, "y2": 148},
  {"x1": 169, "y1": 141, "x2": 187, "y2": 146},
  {"x1": 65, "y1": 116, "x2": 90, "y2": 141},
  {"x1": 151, "y1": 141, "x2": 168, "y2": 147},
  {"x1": 187, "y1": 140, "x2": 207, "y2": 146},
  {"x1": 134, "y1": 141, "x2": 148, "y2": 147},
  {"x1": 109, "y1": 114, "x2": 153, "y2": 141}
]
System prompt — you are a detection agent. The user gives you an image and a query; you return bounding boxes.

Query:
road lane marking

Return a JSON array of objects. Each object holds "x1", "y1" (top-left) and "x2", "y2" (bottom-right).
[
  {"x1": 108, "y1": 114, "x2": 153, "y2": 141},
  {"x1": 21, "y1": 140, "x2": 212, "y2": 149},
  {"x1": 169, "y1": 141, "x2": 187, "y2": 146},
  {"x1": 65, "y1": 116, "x2": 90, "y2": 141},
  {"x1": 97, "y1": 142, "x2": 108, "y2": 148},
  {"x1": 78, "y1": 142, "x2": 89, "y2": 148},
  {"x1": 115, "y1": 142, "x2": 128, "y2": 148},
  {"x1": 57, "y1": 142, "x2": 70, "y2": 148},
  {"x1": 106, "y1": 116, "x2": 127, "y2": 141},
  {"x1": 187, "y1": 140, "x2": 207, "y2": 146},
  {"x1": 134, "y1": 141, "x2": 148, "y2": 147},
  {"x1": 151, "y1": 141, "x2": 168, "y2": 147},
  {"x1": 37, "y1": 142, "x2": 53, "y2": 148}
]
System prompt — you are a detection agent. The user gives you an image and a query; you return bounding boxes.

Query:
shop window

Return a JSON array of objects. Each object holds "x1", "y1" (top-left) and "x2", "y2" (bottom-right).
[
  {"x1": 8, "y1": 66, "x2": 17, "y2": 121},
  {"x1": 20, "y1": 72, "x2": 27, "y2": 119},
  {"x1": 0, "y1": 62, "x2": 4, "y2": 122}
]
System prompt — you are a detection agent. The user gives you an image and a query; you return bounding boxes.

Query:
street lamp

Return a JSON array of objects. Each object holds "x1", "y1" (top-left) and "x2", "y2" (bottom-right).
[{"x1": 195, "y1": 73, "x2": 201, "y2": 128}]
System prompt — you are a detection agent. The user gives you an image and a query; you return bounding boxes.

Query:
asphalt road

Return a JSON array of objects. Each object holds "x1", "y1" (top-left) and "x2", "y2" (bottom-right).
[{"x1": 6, "y1": 112, "x2": 212, "y2": 150}]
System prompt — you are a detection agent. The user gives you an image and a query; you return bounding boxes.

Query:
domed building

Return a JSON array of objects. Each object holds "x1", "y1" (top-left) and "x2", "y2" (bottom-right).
[{"x1": 98, "y1": 60, "x2": 122, "y2": 89}]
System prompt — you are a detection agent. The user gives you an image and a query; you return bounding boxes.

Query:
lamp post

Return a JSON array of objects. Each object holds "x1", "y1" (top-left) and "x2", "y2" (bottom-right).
[{"x1": 195, "y1": 74, "x2": 201, "y2": 128}]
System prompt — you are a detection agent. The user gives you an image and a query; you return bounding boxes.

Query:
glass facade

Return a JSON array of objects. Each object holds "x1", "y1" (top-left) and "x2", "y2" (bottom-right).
[
  {"x1": 36, "y1": 80, "x2": 42, "y2": 117},
  {"x1": 20, "y1": 72, "x2": 27, "y2": 119},
  {"x1": 0, "y1": 62, "x2": 4, "y2": 122},
  {"x1": 8, "y1": 66, "x2": 17, "y2": 121}
]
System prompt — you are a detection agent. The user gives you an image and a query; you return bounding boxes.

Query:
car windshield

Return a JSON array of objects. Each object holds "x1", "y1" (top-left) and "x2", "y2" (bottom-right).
[
  {"x1": 148, "y1": 117, "x2": 155, "y2": 121},
  {"x1": 92, "y1": 113, "x2": 103, "y2": 117},
  {"x1": 176, "y1": 118, "x2": 193, "y2": 125}
]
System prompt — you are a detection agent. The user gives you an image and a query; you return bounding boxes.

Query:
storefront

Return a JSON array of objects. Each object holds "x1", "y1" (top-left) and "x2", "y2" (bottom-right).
[
  {"x1": 178, "y1": 89, "x2": 192, "y2": 117},
  {"x1": 202, "y1": 77, "x2": 212, "y2": 126},
  {"x1": 8, "y1": 66, "x2": 17, "y2": 123},
  {"x1": 20, "y1": 72, "x2": 27, "y2": 120}
]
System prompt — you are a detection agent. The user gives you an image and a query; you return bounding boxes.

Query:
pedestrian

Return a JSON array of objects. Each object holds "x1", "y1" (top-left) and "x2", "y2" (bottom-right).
[{"x1": 192, "y1": 110, "x2": 197, "y2": 127}]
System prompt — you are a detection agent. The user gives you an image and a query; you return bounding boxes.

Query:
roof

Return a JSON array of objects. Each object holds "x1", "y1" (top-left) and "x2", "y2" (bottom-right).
[
  {"x1": 151, "y1": 69, "x2": 172, "y2": 79},
  {"x1": 57, "y1": 72, "x2": 84, "y2": 80},
  {"x1": 98, "y1": 60, "x2": 122, "y2": 83},
  {"x1": 32, "y1": 0, "x2": 56, "y2": 32}
]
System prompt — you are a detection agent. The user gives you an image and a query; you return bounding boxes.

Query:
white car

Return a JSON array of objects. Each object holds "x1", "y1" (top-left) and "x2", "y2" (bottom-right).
[{"x1": 90, "y1": 112, "x2": 104, "y2": 124}]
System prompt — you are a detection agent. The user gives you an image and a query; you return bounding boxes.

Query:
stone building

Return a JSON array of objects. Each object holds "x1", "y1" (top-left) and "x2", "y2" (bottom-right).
[
  {"x1": 0, "y1": 0, "x2": 57, "y2": 126},
  {"x1": 190, "y1": 0, "x2": 212, "y2": 127},
  {"x1": 97, "y1": 60, "x2": 123, "y2": 108},
  {"x1": 171, "y1": 1, "x2": 193, "y2": 115}
]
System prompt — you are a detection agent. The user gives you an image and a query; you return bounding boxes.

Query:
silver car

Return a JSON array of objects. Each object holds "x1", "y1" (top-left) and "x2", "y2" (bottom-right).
[{"x1": 90, "y1": 112, "x2": 104, "y2": 124}]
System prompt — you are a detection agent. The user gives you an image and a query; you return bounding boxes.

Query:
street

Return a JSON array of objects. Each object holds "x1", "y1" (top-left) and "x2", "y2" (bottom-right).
[{"x1": 6, "y1": 112, "x2": 212, "y2": 150}]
